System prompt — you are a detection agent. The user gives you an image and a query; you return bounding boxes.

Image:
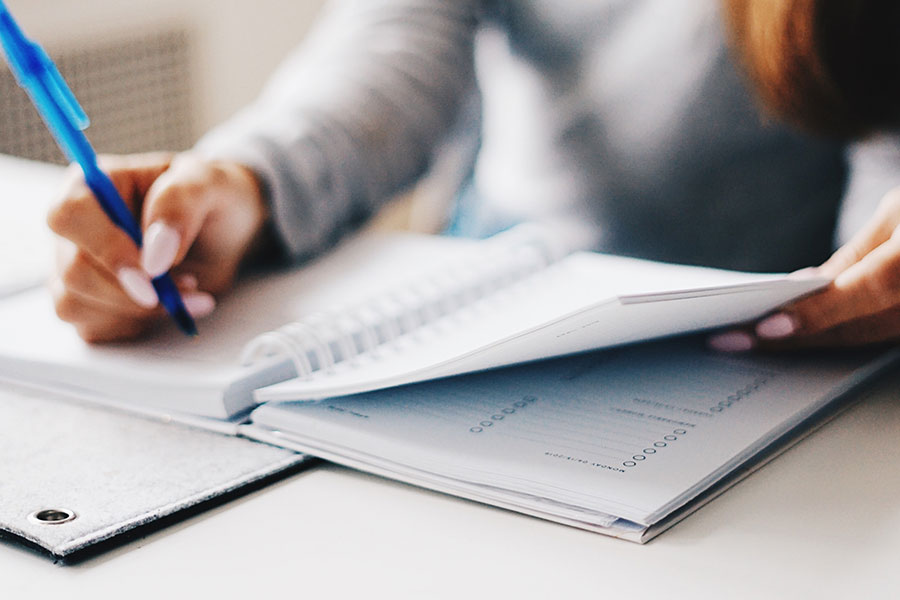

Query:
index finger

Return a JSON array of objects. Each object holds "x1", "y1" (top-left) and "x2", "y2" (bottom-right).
[
  {"x1": 818, "y1": 189, "x2": 900, "y2": 278},
  {"x1": 47, "y1": 155, "x2": 175, "y2": 274},
  {"x1": 47, "y1": 170, "x2": 143, "y2": 275},
  {"x1": 782, "y1": 231, "x2": 900, "y2": 335}
]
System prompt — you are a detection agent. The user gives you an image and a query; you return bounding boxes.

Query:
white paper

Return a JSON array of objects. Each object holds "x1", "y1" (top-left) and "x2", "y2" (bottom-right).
[
  {"x1": 255, "y1": 253, "x2": 826, "y2": 401},
  {"x1": 0, "y1": 156, "x2": 63, "y2": 297},
  {"x1": 249, "y1": 339, "x2": 887, "y2": 527},
  {"x1": 0, "y1": 233, "x2": 476, "y2": 419}
]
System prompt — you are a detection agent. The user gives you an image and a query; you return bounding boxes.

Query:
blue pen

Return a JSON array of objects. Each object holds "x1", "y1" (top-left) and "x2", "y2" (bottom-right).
[{"x1": 0, "y1": 1, "x2": 196, "y2": 335}]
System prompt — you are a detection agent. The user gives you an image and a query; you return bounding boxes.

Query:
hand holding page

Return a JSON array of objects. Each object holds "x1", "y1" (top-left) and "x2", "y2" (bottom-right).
[
  {"x1": 247, "y1": 226, "x2": 827, "y2": 402},
  {"x1": 0, "y1": 225, "x2": 826, "y2": 423}
]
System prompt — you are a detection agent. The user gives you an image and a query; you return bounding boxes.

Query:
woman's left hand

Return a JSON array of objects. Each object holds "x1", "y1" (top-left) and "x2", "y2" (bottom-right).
[{"x1": 709, "y1": 186, "x2": 900, "y2": 352}]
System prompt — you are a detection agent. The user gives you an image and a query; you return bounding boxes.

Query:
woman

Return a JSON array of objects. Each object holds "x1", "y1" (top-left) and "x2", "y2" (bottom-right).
[
  {"x1": 712, "y1": 0, "x2": 900, "y2": 350},
  {"x1": 46, "y1": 0, "x2": 900, "y2": 348}
]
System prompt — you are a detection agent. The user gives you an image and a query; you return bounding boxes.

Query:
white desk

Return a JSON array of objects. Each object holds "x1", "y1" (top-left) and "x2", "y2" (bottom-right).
[{"x1": 1, "y1": 155, "x2": 899, "y2": 599}]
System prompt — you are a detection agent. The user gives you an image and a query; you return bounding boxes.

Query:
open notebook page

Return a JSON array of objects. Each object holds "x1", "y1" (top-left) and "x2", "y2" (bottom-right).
[
  {"x1": 0, "y1": 233, "x2": 477, "y2": 420},
  {"x1": 248, "y1": 338, "x2": 890, "y2": 530},
  {"x1": 0, "y1": 157, "x2": 63, "y2": 297},
  {"x1": 255, "y1": 253, "x2": 825, "y2": 401}
]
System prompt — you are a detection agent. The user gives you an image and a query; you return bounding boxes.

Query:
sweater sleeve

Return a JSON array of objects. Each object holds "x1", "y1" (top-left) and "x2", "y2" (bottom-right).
[
  {"x1": 836, "y1": 134, "x2": 900, "y2": 247},
  {"x1": 194, "y1": 0, "x2": 482, "y2": 260}
]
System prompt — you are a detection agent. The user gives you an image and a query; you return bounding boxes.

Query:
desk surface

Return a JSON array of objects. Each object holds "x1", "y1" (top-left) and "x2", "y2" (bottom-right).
[
  {"x1": 1, "y1": 155, "x2": 899, "y2": 599},
  {"x1": 2, "y1": 376, "x2": 900, "y2": 599}
]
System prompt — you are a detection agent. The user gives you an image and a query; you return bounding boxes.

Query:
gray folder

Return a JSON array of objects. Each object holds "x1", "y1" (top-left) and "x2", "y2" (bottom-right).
[{"x1": 0, "y1": 383, "x2": 307, "y2": 560}]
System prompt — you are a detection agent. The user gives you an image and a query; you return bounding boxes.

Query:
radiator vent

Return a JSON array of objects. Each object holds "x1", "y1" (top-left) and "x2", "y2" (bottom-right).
[{"x1": 0, "y1": 28, "x2": 195, "y2": 164}]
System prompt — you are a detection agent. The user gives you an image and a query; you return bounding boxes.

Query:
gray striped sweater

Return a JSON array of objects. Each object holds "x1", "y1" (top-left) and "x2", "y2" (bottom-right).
[{"x1": 196, "y1": 0, "x2": 900, "y2": 272}]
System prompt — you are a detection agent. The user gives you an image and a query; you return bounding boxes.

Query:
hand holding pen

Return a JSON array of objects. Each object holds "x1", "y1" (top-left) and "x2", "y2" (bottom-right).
[
  {"x1": 48, "y1": 153, "x2": 268, "y2": 342},
  {"x1": 0, "y1": 2, "x2": 268, "y2": 342}
]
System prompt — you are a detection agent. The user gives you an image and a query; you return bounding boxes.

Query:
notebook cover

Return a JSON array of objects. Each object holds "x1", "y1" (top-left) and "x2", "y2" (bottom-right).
[{"x1": 0, "y1": 383, "x2": 308, "y2": 561}]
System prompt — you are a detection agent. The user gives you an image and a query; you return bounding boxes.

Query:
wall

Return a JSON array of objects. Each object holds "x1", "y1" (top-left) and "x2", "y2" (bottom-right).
[{"x1": 4, "y1": 0, "x2": 326, "y2": 136}]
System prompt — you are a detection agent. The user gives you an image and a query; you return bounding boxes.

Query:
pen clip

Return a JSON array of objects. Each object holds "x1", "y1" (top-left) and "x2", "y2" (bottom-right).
[
  {"x1": 34, "y1": 44, "x2": 89, "y2": 130},
  {"x1": 0, "y1": 4, "x2": 89, "y2": 131}
]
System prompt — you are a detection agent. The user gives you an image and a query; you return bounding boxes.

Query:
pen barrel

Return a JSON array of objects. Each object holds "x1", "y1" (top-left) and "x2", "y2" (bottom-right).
[
  {"x1": 152, "y1": 274, "x2": 197, "y2": 336},
  {"x1": 18, "y1": 68, "x2": 143, "y2": 244},
  {"x1": 0, "y1": 3, "x2": 197, "y2": 336},
  {"x1": 82, "y1": 167, "x2": 144, "y2": 246},
  {"x1": 15, "y1": 66, "x2": 143, "y2": 245}
]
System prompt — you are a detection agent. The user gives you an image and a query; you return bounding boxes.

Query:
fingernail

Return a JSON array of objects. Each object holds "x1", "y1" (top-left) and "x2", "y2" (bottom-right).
[
  {"x1": 178, "y1": 273, "x2": 199, "y2": 290},
  {"x1": 182, "y1": 292, "x2": 216, "y2": 319},
  {"x1": 118, "y1": 267, "x2": 159, "y2": 308},
  {"x1": 142, "y1": 223, "x2": 180, "y2": 277},
  {"x1": 756, "y1": 313, "x2": 798, "y2": 339},
  {"x1": 833, "y1": 271, "x2": 855, "y2": 289},
  {"x1": 707, "y1": 331, "x2": 755, "y2": 353}
]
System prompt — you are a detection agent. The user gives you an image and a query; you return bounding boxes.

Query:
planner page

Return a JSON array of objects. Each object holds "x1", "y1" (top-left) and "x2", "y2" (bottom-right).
[
  {"x1": 249, "y1": 338, "x2": 888, "y2": 526},
  {"x1": 255, "y1": 253, "x2": 826, "y2": 401}
]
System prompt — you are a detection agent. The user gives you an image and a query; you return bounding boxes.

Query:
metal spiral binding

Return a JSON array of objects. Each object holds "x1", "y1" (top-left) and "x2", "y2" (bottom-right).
[{"x1": 240, "y1": 226, "x2": 560, "y2": 378}]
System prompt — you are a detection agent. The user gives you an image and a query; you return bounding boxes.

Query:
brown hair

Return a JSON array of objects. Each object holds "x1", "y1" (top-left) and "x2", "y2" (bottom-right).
[{"x1": 724, "y1": 0, "x2": 900, "y2": 138}]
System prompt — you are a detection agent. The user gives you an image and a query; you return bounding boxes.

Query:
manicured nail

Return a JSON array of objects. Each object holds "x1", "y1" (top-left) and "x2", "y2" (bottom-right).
[
  {"x1": 142, "y1": 223, "x2": 180, "y2": 277},
  {"x1": 707, "y1": 331, "x2": 755, "y2": 353},
  {"x1": 182, "y1": 292, "x2": 216, "y2": 319},
  {"x1": 178, "y1": 273, "x2": 199, "y2": 290},
  {"x1": 118, "y1": 267, "x2": 159, "y2": 308},
  {"x1": 755, "y1": 313, "x2": 798, "y2": 339},
  {"x1": 833, "y1": 270, "x2": 856, "y2": 289}
]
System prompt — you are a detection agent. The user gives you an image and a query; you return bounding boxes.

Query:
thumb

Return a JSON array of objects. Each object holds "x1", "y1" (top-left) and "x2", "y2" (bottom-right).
[{"x1": 140, "y1": 155, "x2": 217, "y2": 277}]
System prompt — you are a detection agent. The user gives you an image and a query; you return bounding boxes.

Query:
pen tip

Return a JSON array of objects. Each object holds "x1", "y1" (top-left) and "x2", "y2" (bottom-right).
[{"x1": 174, "y1": 310, "x2": 198, "y2": 337}]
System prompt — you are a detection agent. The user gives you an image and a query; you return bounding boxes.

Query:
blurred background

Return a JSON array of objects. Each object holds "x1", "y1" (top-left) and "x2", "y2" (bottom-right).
[{"x1": 0, "y1": 0, "x2": 327, "y2": 163}]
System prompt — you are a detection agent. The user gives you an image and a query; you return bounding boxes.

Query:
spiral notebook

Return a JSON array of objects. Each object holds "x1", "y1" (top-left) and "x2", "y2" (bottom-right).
[
  {"x1": 244, "y1": 337, "x2": 895, "y2": 542},
  {"x1": 0, "y1": 225, "x2": 826, "y2": 425}
]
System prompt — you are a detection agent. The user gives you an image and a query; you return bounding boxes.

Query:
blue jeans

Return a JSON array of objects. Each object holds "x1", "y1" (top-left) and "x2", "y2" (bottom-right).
[{"x1": 443, "y1": 176, "x2": 518, "y2": 239}]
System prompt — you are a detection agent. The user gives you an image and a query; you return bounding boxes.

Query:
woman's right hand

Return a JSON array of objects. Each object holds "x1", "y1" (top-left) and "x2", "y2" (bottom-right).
[{"x1": 47, "y1": 152, "x2": 269, "y2": 343}]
